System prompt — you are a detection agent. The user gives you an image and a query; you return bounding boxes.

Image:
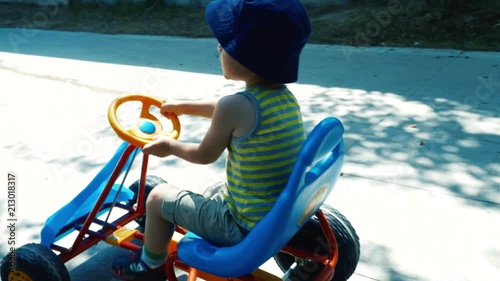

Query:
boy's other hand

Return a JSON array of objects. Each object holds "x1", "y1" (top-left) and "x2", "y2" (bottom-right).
[{"x1": 142, "y1": 136, "x2": 173, "y2": 158}]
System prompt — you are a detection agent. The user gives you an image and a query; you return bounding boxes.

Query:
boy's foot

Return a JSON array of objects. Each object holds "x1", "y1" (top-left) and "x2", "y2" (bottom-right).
[{"x1": 111, "y1": 253, "x2": 166, "y2": 281}]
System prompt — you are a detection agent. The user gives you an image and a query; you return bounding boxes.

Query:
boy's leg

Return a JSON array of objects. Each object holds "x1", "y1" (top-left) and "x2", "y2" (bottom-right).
[
  {"x1": 142, "y1": 183, "x2": 175, "y2": 265},
  {"x1": 112, "y1": 182, "x2": 247, "y2": 280},
  {"x1": 111, "y1": 183, "x2": 175, "y2": 280},
  {"x1": 162, "y1": 182, "x2": 248, "y2": 247}
]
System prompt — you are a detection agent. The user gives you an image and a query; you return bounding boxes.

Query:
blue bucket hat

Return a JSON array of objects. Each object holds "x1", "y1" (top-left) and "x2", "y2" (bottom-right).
[{"x1": 206, "y1": 0, "x2": 311, "y2": 84}]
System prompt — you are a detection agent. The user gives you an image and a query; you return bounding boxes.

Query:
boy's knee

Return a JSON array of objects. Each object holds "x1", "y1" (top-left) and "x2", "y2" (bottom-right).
[{"x1": 146, "y1": 183, "x2": 172, "y2": 211}]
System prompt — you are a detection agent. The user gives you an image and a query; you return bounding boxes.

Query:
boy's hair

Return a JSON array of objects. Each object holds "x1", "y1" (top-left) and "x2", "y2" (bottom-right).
[{"x1": 206, "y1": 0, "x2": 311, "y2": 84}]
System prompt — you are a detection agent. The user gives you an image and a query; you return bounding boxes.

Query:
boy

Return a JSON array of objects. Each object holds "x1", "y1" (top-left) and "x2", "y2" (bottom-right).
[{"x1": 112, "y1": 0, "x2": 311, "y2": 279}]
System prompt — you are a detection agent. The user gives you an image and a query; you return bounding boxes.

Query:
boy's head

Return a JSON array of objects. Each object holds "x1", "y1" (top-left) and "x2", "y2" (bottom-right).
[{"x1": 206, "y1": 0, "x2": 311, "y2": 84}]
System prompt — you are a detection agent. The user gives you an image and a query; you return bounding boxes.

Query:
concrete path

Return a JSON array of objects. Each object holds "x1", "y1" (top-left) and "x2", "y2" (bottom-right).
[{"x1": 0, "y1": 28, "x2": 499, "y2": 281}]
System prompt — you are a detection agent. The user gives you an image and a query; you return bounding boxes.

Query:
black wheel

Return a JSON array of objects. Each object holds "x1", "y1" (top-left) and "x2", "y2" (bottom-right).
[
  {"x1": 274, "y1": 205, "x2": 360, "y2": 281},
  {"x1": 0, "y1": 243, "x2": 70, "y2": 281},
  {"x1": 128, "y1": 175, "x2": 168, "y2": 228}
]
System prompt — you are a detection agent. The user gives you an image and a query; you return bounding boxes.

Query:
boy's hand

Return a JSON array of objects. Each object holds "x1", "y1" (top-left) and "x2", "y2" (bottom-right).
[
  {"x1": 142, "y1": 136, "x2": 173, "y2": 158},
  {"x1": 161, "y1": 102, "x2": 184, "y2": 118}
]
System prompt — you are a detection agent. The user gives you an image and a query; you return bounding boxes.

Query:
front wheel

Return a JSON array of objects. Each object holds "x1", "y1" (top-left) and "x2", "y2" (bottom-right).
[
  {"x1": 0, "y1": 243, "x2": 70, "y2": 281},
  {"x1": 274, "y1": 205, "x2": 360, "y2": 281}
]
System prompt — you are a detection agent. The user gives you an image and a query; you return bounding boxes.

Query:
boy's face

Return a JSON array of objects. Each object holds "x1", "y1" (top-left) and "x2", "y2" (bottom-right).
[{"x1": 217, "y1": 44, "x2": 254, "y2": 81}]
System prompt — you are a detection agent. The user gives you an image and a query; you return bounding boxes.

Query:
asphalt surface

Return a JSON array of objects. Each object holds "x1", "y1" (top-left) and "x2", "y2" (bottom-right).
[{"x1": 0, "y1": 28, "x2": 499, "y2": 281}]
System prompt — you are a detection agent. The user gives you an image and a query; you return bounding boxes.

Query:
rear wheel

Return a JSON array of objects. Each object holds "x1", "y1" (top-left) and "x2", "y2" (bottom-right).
[
  {"x1": 274, "y1": 205, "x2": 360, "y2": 281},
  {"x1": 0, "y1": 243, "x2": 70, "y2": 281}
]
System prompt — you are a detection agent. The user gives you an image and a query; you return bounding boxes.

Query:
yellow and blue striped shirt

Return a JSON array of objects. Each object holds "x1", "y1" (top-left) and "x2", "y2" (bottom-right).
[{"x1": 225, "y1": 85, "x2": 305, "y2": 230}]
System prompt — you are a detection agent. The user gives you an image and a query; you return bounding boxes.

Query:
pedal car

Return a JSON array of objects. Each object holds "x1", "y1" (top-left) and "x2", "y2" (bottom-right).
[{"x1": 1, "y1": 94, "x2": 360, "y2": 281}]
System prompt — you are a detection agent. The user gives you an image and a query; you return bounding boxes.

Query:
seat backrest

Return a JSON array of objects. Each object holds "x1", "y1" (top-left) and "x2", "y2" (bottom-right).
[{"x1": 177, "y1": 117, "x2": 345, "y2": 277}]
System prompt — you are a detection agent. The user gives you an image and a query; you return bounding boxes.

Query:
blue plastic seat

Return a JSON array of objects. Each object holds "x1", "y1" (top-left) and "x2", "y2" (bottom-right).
[{"x1": 177, "y1": 117, "x2": 345, "y2": 277}]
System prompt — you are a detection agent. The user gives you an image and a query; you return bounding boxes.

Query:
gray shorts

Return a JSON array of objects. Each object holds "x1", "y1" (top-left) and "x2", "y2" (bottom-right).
[{"x1": 161, "y1": 182, "x2": 248, "y2": 247}]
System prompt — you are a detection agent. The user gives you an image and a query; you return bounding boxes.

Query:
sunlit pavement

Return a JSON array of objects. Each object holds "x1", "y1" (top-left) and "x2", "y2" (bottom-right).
[{"x1": 0, "y1": 28, "x2": 499, "y2": 281}]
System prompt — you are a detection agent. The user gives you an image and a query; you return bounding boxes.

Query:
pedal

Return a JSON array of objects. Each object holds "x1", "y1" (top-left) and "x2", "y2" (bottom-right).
[{"x1": 105, "y1": 228, "x2": 139, "y2": 246}]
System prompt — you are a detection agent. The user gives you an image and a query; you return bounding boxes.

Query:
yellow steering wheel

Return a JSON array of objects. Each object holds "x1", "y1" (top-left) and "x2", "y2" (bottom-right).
[{"x1": 108, "y1": 94, "x2": 180, "y2": 148}]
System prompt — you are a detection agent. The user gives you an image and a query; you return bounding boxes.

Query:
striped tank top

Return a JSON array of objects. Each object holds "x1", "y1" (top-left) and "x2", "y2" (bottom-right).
[{"x1": 224, "y1": 85, "x2": 305, "y2": 230}]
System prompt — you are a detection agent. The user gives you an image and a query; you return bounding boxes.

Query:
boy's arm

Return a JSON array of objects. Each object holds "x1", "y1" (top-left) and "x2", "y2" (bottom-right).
[
  {"x1": 169, "y1": 95, "x2": 243, "y2": 164},
  {"x1": 161, "y1": 99, "x2": 217, "y2": 119},
  {"x1": 145, "y1": 95, "x2": 252, "y2": 164}
]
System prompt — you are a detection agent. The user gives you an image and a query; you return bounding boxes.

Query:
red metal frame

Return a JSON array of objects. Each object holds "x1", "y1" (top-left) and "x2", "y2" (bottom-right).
[
  {"x1": 49, "y1": 143, "x2": 339, "y2": 281},
  {"x1": 52, "y1": 144, "x2": 147, "y2": 262}
]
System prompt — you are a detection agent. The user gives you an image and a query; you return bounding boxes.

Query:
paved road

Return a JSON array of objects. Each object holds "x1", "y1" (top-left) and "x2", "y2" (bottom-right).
[{"x1": 0, "y1": 28, "x2": 499, "y2": 281}]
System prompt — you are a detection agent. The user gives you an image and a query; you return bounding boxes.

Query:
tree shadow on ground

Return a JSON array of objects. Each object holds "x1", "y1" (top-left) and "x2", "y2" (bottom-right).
[
  {"x1": 299, "y1": 84, "x2": 499, "y2": 210},
  {"x1": 357, "y1": 242, "x2": 427, "y2": 281},
  {"x1": 2, "y1": 31, "x2": 498, "y2": 209}
]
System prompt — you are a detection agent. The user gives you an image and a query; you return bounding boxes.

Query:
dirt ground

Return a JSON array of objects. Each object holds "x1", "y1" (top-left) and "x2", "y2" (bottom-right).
[{"x1": 0, "y1": 1, "x2": 499, "y2": 52}]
